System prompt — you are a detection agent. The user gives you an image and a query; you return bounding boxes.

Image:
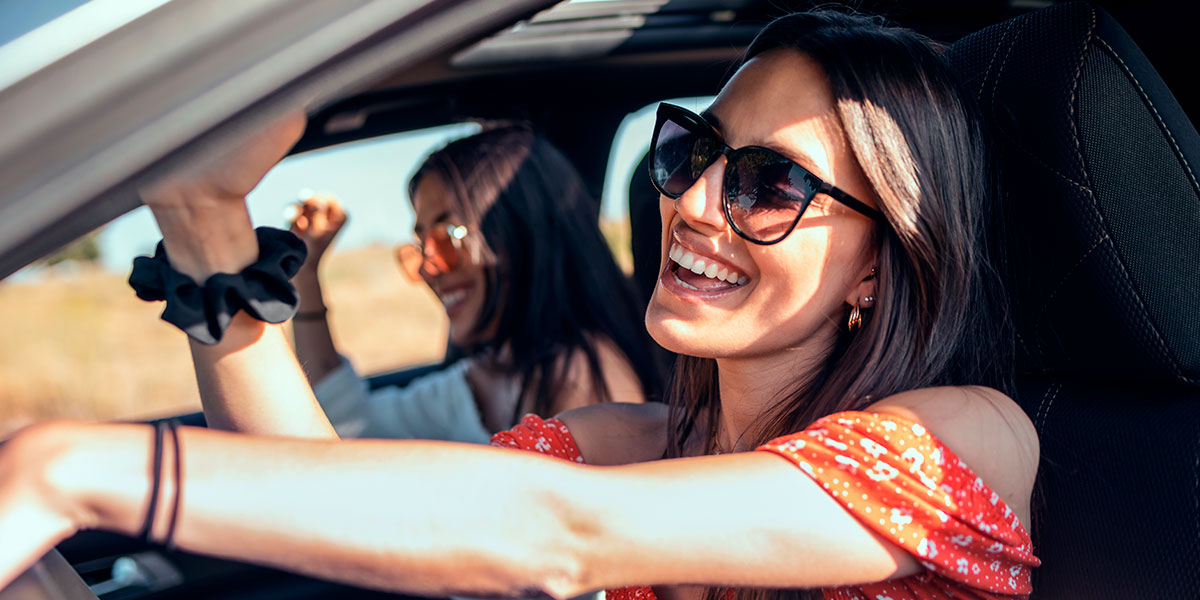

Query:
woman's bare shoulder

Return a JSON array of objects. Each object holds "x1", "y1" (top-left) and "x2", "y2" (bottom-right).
[
  {"x1": 557, "y1": 402, "x2": 669, "y2": 466},
  {"x1": 550, "y1": 335, "x2": 647, "y2": 415},
  {"x1": 866, "y1": 385, "x2": 1039, "y2": 524}
]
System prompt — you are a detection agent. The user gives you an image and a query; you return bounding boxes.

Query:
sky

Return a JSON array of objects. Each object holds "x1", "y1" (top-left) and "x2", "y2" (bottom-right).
[
  {"x1": 0, "y1": 0, "x2": 712, "y2": 277},
  {"x1": 0, "y1": 0, "x2": 89, "y2": 45}
]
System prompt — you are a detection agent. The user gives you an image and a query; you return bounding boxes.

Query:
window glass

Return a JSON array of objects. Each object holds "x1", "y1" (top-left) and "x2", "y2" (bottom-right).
[
  {"x1": 0, "y1": 123, "x2": 476, "y2": 437},
  {"x1": 600, "y1": 96, "x2": 715, "y2": 273}
]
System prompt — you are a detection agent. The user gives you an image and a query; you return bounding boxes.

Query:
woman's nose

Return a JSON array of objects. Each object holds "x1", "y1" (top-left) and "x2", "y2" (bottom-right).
[{"x1": 671, "y1": 156, "x2": 728, "y2": 235}]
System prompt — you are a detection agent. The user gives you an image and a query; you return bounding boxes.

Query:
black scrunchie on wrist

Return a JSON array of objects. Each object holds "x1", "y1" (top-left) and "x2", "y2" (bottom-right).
[{"x1": 128, "y1": 227, "x2": 308, "y2": 345}]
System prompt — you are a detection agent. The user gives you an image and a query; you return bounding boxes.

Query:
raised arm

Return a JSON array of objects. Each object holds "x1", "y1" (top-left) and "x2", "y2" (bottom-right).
[
  {"x1": 289, "y1": 195, "x2": 349, "y2": 386},
  {"x1": 138, "y1": 113, "x2": 336, "y2": 439}
]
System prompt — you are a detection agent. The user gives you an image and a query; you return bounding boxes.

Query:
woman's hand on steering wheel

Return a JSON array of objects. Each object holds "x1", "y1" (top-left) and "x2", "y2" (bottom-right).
[{"x1": 0, "y1": 423, "x2": 86, "y2": 592}]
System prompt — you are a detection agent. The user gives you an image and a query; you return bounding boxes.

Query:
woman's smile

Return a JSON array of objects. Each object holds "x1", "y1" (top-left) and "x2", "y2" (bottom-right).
[
  {"x1": 668, "y1": 243, "x2": 748, "y2": 288},
  {"x1": 659, "y1": 236, "x2": 752, "y2": 303},
  {"x1": 434, "y1": 280, "x2": 476, "y2": 317}
]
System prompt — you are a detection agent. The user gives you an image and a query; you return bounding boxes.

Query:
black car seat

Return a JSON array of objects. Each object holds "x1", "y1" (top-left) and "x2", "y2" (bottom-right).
[
  {"x1": 945, "y1": 2, "x2": 1200, "y2": 597},
  {"x1": 630, "y1": 151, "x2": 662, "y2": 310}
]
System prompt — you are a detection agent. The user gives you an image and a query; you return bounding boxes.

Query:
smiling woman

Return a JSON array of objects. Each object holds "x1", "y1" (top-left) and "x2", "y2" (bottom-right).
[
  {"x1": 0, "y1": 9, "x2": 1039, "y2": 600},
  {"x1": 288, "y1": 125, "x2": 664, "y2": 439}
]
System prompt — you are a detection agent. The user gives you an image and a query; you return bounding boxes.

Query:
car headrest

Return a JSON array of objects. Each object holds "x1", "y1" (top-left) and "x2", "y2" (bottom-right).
[
  {"x1": 629, "y1": 151, "x2": 662, "y2": 306},
  {"x1": 944, "y1": 2, "x2": 1200, "y2": 385}
]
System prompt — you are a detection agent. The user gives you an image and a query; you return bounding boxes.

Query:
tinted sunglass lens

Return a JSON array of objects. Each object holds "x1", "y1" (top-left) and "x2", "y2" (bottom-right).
[
  {"x1": 725, "y1": 151, "x2": 817, "y2": 242},
  {"x1": 398, "y1": 228, "x2": 463, "y2": 280},
  {"x1": 652, "y1": 117, "x2": 701, "y2": 196},
  {"x1": 426, "y1": 228, "x2": 461, "y2": 274}
]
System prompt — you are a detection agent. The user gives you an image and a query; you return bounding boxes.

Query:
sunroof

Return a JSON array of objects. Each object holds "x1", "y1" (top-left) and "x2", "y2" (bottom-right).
[{"x1": 450, "y1": 0, "x2": 755, "y2": 69}]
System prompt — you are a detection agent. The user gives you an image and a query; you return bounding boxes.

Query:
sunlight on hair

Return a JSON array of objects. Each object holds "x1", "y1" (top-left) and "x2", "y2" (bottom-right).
[{"x1": 837, "y1": 97, "x2": 920, "y2": 232}]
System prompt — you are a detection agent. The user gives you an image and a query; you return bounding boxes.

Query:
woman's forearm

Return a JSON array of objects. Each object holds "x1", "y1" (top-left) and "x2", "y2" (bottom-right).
[
  {"x1": 57, "y1": 423, "x2": 586, "y2": 597},
  {"x1": 188, "y1": 315, "x2": 337, "y2": 438},
  {"x1": 6, "y1": 418, "x2": 916, "y2": 596},
  {"x1": 291, "y1": 270, "x2": 344, "y2": 386},
  {"x1": 147, "y1": 199, "x2": 337, "y2": 439}
]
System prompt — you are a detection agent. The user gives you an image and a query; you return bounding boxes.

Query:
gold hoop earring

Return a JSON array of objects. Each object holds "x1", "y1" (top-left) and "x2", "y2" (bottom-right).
[{"x1": 848, "y1": 303, "x2": 863, "y2": 333}]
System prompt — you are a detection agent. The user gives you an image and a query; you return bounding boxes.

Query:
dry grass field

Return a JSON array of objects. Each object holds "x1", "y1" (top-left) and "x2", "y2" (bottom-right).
[{"x1": 0, "y1": 245, "x2": 447, "y2": 438}]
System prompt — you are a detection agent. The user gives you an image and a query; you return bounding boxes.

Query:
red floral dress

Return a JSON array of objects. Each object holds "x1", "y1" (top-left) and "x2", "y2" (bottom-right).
[{"x1": 491, "y1": 411, "x2": 1040, "y2": 599}]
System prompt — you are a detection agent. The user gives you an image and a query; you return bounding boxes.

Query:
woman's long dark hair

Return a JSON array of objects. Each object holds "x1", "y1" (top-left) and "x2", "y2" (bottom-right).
[
  {"x1": 411, "y1": 125, "x2": 664, "y2": 424},
  {"x1": 664, "y1": 11, "x2": 1012, "y2": 599}
]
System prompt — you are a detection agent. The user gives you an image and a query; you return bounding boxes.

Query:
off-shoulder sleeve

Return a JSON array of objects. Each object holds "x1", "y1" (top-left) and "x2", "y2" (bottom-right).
[
  {"x1": 490, "y1": 414, "x2": 585, "y2": 463},
  {"x1": 758, "y1": 411, "x2": 1040, "y2": 599}
]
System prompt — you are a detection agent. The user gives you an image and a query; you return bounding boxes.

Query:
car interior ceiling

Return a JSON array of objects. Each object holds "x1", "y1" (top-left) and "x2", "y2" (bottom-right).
[
  {"x1": 299, "y1": 0, "x2": 1197, "y2": 201},
  {"x1": 22, "y1": 1, "x2": 1200, "y2": 598}
]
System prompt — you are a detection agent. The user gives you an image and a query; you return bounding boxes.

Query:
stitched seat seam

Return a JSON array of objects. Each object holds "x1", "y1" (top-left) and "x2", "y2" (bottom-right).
[
  {"x1": 1094, "y1": 37, "x2": 1200, "y2": 199},
  {"x1": 1066, "y1": 8, "x2": 1098, "y2": 191},
  {"x1": 1034, "y1": 382, "x2": 1061, "y2": 434}
]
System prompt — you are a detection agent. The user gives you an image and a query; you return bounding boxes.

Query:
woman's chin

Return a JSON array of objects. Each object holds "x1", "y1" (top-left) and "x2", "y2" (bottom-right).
[
  {"x1": 646, "y1": 311, "x2": 722, "y2": 358},
  {"x1": 447, "y1": 322, "x2": 477, "y2": 348}
]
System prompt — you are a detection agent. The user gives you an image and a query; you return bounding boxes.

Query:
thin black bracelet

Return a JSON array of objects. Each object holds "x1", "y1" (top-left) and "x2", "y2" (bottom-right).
[
  {"x1": 292, "y1": 307, "x2": 328, "y2": 321},
  {"x1": 163, "y1": 420, "x2": 183, "y2": 551},
  {"x1": 139, "y1": 421, "x2": 167, "y2": 542}
]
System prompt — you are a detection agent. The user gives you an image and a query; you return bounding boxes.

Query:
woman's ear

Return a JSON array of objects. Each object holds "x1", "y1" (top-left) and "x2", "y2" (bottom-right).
[{"x1": 844, "y1": 262, "x2": 877, "y2": 308}]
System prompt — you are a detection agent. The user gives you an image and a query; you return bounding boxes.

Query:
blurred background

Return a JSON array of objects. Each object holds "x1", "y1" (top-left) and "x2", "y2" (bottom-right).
[{"x1": 0, "y1": 0, "x2": 699, "y2": 436}]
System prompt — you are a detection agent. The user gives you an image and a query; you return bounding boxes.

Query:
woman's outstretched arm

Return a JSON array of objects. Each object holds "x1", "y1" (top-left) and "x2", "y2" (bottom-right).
[
  {"x1": 138, "y1": 113, "x2": 336, "y2": 439},
  {"x1": 0, "y1": 419, "x2": 925, "y2": 597}
]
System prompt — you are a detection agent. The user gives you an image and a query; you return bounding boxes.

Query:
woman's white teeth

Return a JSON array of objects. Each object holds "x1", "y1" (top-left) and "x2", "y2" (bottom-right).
[
  {"x1": 441, "y1": 290, "x2": 467, "y2": 308},
  {"x1": 668, "y1": 244, "x2": 745, "y2": 286}
]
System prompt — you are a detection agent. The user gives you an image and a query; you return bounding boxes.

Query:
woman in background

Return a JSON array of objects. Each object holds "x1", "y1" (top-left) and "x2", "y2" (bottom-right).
[{"x1": 289, "y1": 125, "x2": 663, "y2": 441}]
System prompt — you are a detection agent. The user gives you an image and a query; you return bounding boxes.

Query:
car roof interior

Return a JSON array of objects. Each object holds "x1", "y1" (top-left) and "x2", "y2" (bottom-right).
[{"x1": 297, "y1": 0, "x2": 1197, "y2": 204}]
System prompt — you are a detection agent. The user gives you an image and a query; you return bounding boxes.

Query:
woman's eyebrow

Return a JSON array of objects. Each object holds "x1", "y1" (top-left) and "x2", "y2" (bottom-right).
[
  {"x1": 412, "y1": 211, "x2": 453, "y2": 234},
  {"x1": 701, "y1": 109, "x2": 828, "y2": 179},
  {"x1": 766, "y1": 143, "x2": 823, "y2": 176}
]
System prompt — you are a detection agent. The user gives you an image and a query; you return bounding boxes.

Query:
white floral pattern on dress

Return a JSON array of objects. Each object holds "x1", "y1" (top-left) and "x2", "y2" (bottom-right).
[
  {"x1": 760, "y1": 411, "x2": 1040, "y2": 599},
  {"x1": 490, "y1": 411, "x2": 1040, "y2": 600}
]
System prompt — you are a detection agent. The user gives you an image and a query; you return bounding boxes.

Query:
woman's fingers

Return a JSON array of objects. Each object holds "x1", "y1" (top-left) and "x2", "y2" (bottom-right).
[
  {"x1": 326, "y1": 199, "x2": 348, "y2": 230},
  {"x1": 142, "y1": 110, "x2": 308, "y2": 209},
  {"x1": 0, "y1": 425, "x2": 82, "y2": 592},
  {"x1": 290, "y1": 213, "x2": 309, "y2": 234},
  {"x1": 210, "y1": 111, "x2": 307, "y2": 198},
  {"x1": 0, "y1": 500, "x2": 73, "y2": 592},
  {"x1": 292, "y1": 195, "x2": 346, "y2": 239},
  {"x1": 309, "y1": 203, "x2": 329, "y2": 234},
  {"x1": 289, "y1": 195, "x2": 347, "y2": 270}
]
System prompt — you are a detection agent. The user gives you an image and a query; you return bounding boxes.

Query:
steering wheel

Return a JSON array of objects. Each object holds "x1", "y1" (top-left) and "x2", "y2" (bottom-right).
[{"x1": 0, "y1": 550, "x2": 98, "y2": 600}]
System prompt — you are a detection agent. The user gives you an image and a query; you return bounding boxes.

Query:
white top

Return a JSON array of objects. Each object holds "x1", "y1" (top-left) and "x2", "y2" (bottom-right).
[
  {"x1": 314, "y1": 358, "x2": 606, "y2": 600},
  {"x1": 313, "y1": 358, "x2": 492, "y2": 444}
]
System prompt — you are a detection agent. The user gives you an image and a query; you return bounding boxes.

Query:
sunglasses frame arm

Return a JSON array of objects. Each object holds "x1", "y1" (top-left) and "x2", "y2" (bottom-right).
[{"x1": 819, "y1": 184, "x2": 886, "y2": 223}]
